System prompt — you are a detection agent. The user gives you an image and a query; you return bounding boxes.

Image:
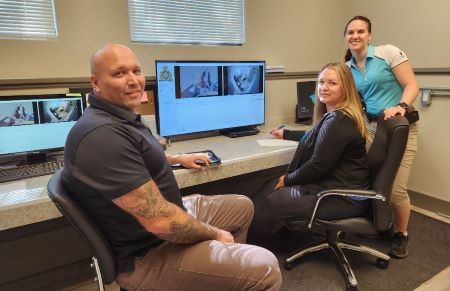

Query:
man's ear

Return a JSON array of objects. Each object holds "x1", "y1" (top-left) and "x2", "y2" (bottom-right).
[{"x1": 91, "y1": 76, "x2": 99, "y2": 93}]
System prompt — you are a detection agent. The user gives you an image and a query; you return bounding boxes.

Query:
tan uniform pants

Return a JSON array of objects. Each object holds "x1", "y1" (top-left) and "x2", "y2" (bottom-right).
[{"x1": 116, "y1": 194, "x2": 282, "y2": 291}]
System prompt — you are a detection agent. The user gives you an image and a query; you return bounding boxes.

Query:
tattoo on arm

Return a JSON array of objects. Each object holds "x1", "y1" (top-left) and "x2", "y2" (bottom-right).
[
  {"x1": 157, "y1": 216, "x2": 218, "y2": 244},
  {"x1": 130, "y1": 182, "x2": 176, "y2": 218},
  {"x1": 113, "y1": 180, "x2": 217, "y2": 244}
]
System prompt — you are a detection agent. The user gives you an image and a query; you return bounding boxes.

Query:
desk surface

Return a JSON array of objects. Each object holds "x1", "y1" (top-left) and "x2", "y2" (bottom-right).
[{"x1": 0, "y1": 117, "x2": 308, "y2": 231}]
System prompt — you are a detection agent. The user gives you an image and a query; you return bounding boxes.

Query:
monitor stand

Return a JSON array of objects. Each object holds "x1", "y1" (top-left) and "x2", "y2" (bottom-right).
[{"x1": 220, "y1": 126, "x2": 260, "y2": 138}]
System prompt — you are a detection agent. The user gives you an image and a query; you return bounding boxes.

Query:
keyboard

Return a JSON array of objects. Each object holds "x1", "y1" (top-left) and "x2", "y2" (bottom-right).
[{"x1": 0, "y1": 160, "x2": 64, "y2": 183}]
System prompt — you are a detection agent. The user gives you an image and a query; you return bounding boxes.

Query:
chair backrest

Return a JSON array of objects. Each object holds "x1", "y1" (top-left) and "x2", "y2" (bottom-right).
[
  {"x1": 367, "y1": 114, "x2": 409, "y2": 231},
  {"x1": 47, "y1": 169, "x2": 117, "y2": 284}
]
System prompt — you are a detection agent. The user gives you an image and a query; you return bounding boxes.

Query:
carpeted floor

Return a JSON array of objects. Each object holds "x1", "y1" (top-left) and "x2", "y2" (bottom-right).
[
  {"x1": 256, "y1": 210, "x2": 450, "y2": 291},
  {"x1": 10, "y1": 210, "x2": 448, "y2": 291}
]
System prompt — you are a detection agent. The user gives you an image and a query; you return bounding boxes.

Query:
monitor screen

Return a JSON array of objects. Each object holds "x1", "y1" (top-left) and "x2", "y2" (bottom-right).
[
  {"x1": 155, "y1": 60, "x2": 265, "y2": 137},
  {"x1": 0, "y1": 93, "x2": 86, "y2": 161},
  {"x1": 296, "y1": 81, "x2": 316, "y2": 124}
]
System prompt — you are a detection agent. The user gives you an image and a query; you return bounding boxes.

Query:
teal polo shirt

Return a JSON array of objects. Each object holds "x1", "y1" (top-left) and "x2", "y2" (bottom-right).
[{"x1": 346, "y1": 44, "x2": 409, "y2": 116}]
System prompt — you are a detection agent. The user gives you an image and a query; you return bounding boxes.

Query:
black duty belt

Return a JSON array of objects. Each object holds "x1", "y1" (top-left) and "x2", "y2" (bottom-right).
[{"x1": 367, "y1": 115, "x2": 378, "y2": 123}]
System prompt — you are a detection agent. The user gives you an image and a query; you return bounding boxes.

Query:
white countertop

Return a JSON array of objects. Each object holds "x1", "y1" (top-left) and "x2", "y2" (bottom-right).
[{"x1": 0, "y1": 116, "x2": 308, "y2": 231}]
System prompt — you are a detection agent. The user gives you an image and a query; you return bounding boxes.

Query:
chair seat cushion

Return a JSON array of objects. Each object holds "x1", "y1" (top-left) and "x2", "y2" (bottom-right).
[{"x1": 286, "y1": 217, "x2": 378, "y2": 235}]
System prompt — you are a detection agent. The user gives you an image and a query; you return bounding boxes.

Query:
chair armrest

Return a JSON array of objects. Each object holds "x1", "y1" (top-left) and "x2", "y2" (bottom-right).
[
  {"x1": 307, "y1": 189, "x2": 386, "y2": 228},
  {"x1": 316, "y1": 189, "x2": 385, "y2": 199}
]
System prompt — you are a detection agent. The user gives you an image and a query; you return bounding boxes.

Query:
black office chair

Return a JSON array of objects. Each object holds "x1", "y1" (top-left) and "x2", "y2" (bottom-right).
[
  {"x1": 282, "y1": 114, "x2": 410, "y2": 291},
  {"x1": 47, "y1": 169, "x2": 120, "y2": 291}
]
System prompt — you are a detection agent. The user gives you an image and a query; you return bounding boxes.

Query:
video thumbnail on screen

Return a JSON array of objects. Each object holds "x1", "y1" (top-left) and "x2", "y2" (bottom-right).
[
  {"x1": 176, "y1": 66, "x2": 221, "y2": 98},
  {"x1": 42, "y1": 100, "x2": 82, "y2": 123},
  {"x1": 0, "y1": 101, "x2": 35, "y2": 127},
  {"x1": 225, "y1": 65, "x2": 263, "y2": 95}
]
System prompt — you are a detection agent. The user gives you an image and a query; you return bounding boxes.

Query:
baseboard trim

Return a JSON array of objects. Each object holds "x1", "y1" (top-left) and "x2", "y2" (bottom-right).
[
  {"x1": 411, "y1": 205, "x2": 450, "y2": 224},
  {"x1": 410, "y1": 189, "x2": 450, "y2": 203},
  {"x1": 409, "y1": 190, "x2": 450, "y2": 221},
  {"x1": 408, "y1": 190, "x2": 450, "y2": 223}
]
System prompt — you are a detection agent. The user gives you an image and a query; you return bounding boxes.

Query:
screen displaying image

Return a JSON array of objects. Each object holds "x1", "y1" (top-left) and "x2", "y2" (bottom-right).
[
  {"x1": 0, "y1": 101, "x2": 36, "y2": 127},
  {"x1": 155, "y1": 60, "x2": 265, "y2": 137},
  {"x1": 41, "y1": 99, "x2": 82, "y2": 123},
  {"x1": 225, "y1": 65, "x2": 263, "y2": 95},
  {"x1": 176, "y1": 65, "x2": 221, "y2": 98}
]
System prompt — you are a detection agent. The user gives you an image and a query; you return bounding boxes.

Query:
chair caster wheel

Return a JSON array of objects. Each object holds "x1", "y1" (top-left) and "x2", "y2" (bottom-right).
[
  {"x1": 346, "y1": 284, "x2": 358, "y2": 291},
  {"x1": 283, "y1": 260, "x2": 293, "y2": 270},
  {"x1": 376, "y1": 258, "x2": 389, "y2": 269}
]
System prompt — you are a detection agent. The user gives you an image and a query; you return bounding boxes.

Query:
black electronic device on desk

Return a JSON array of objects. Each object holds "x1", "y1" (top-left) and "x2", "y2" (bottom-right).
[
  {"x1": 220, "y1": 127, "x2": 260, "y2": 138},
  {"x1": 171, "y1": 150, "x2": 221, "y2": 170},
  {"x1": 0, "y1": 93, "x2": 87, "y2": 182}
]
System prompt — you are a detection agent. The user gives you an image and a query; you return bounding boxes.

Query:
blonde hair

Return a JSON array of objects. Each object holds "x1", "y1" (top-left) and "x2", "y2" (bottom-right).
[{"x1": 312, "y1": 63, "x2": 367, "y2": 139}]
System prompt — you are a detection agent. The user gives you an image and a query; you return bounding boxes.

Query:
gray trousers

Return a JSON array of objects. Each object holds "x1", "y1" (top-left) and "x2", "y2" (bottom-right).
[{"x1": 115, "y1": 194, "x2": 282, "y2": 291}]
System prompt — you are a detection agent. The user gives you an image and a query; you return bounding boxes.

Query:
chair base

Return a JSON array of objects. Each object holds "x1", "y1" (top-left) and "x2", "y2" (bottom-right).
[{"x1": 283, "y1": 235, "x2": 390, "y2": 291}]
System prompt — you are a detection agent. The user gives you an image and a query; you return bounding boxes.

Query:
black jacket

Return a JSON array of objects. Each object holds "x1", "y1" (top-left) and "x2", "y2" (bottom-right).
[{"x1": 284, "y1": 110, "x2": 370, "y2": 195}]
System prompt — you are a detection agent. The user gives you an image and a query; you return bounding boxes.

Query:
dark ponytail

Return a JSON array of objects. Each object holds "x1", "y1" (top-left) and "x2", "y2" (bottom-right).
[{"x1": 345, "y1": 49, "x2": 352, "y2": 62}]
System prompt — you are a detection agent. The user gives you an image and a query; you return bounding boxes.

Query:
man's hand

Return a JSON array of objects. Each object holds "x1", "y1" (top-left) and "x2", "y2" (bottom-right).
[
  {"x1": 215, "y1": 228, "x2": 235, "y2": 243},
  {"x1": 178, "y1": 154, "x2": 210, "y2": 169},
  {"x1": 168, "y1": 153, "x2": 210, "y2": 169}
]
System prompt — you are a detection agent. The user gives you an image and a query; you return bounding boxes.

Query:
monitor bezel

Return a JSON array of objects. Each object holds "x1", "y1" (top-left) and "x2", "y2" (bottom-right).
[{"x1": 154, "y1": 60, "x2": 266, "y2": 138}]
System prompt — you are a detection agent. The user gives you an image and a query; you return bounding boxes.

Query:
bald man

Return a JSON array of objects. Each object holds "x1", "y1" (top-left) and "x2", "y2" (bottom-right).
[{"x1": 62, "y1": 44, "x2": 281, "y2": 290}]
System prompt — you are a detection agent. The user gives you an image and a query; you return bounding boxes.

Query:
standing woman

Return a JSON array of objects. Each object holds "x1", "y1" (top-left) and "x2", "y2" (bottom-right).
[{"x1": 344, "y1": 15, "x2": 419, "y2": 258}]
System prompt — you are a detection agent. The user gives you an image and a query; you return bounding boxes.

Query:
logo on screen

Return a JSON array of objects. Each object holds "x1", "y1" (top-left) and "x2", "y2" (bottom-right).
[{"x1": 159, "y1": 66, "x2": 173, "y2": 81}]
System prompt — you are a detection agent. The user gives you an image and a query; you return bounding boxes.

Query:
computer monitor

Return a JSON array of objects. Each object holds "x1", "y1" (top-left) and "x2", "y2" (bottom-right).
[
  {"x1": 296, "y1": 81, "x2": 316, "y2": 124},
  {"x1": 0, "y1": 93, "x2": 87, "y2": 165},
  {"x1": 155, "y1": 60, "x2": 265, "y2": 138}
]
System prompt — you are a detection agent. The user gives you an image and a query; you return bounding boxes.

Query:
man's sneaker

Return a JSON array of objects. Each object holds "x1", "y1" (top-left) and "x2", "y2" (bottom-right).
[{"x1": 389, "y1": 232, "x2": 409, "y2": 258}]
